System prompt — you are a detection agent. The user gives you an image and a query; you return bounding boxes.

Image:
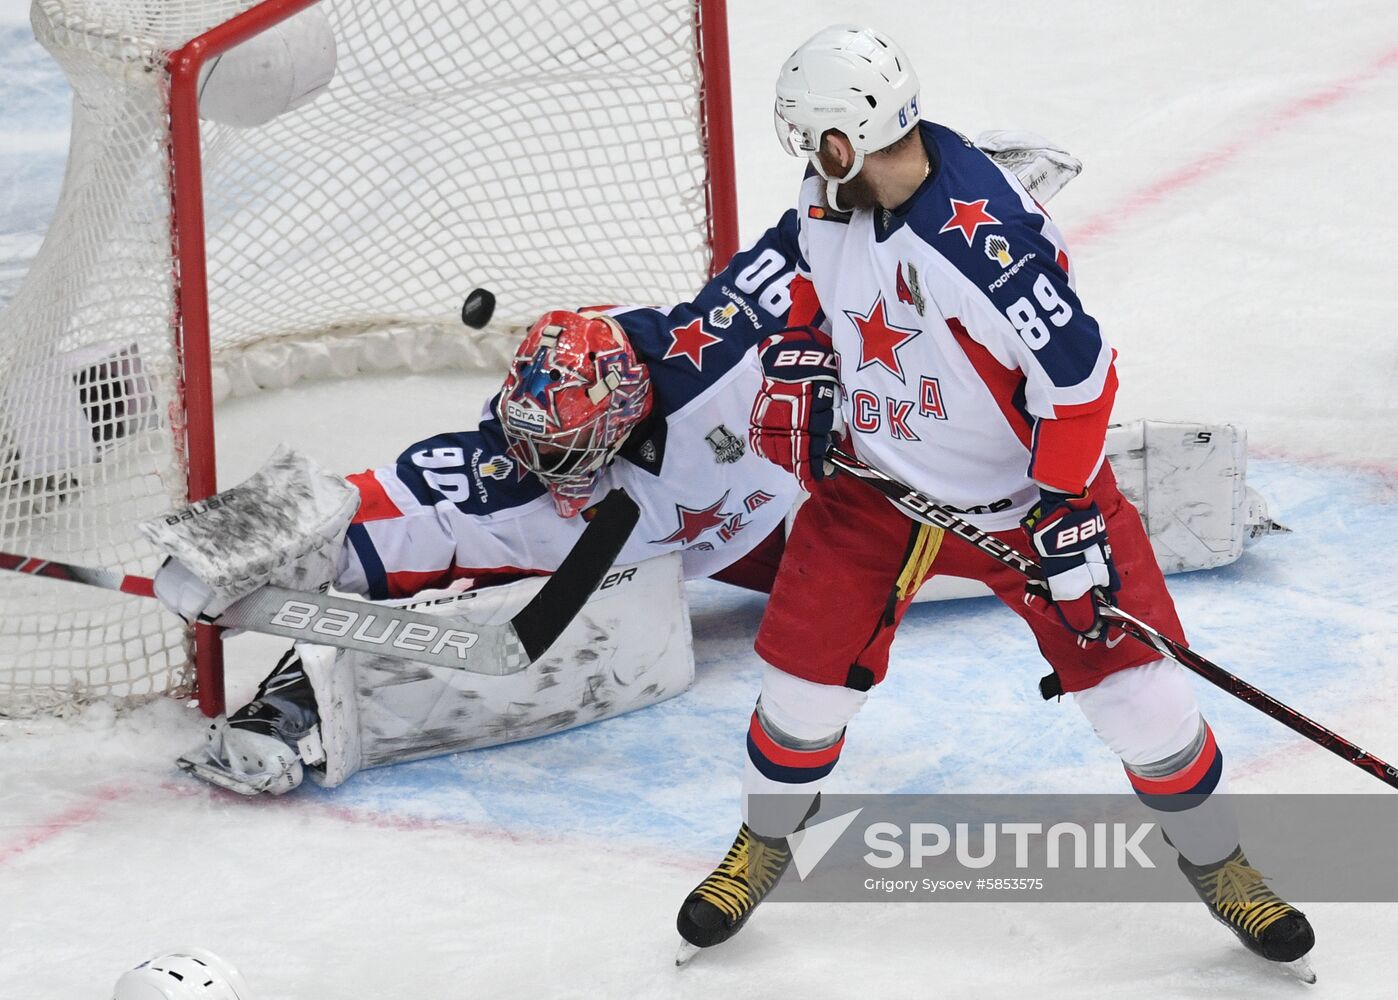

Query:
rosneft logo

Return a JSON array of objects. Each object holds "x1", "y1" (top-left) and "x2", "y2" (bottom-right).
[{"x1": 985, "y1": 234, "x2": 1013, "y2": 267}]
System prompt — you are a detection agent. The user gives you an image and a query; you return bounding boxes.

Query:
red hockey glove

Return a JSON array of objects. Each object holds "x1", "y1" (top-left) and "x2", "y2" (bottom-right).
[
  {"x1": 748, "y1": 328, "x2": 839, "y2": 492},
  {"x1": 1021, "y1": 489, "x2": 1121, "y2": 645}
]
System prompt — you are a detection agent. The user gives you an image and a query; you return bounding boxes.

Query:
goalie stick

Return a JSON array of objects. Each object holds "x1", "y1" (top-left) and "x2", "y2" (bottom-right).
[
  {"x1": 824, "y1": 447, "x2": 1398, "y2": 792},
  {"x1": 0, "y1": 487, "x2": 639, "y2": 676}
]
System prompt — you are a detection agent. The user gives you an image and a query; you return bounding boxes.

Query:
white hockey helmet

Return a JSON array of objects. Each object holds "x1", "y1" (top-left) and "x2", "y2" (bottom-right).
[
  {"x1": 774, "y1": 25, "x2": 920, "y2": 207},
  {"x1": 113, "y1": 947, "x2": 253, "y2": 1000}
]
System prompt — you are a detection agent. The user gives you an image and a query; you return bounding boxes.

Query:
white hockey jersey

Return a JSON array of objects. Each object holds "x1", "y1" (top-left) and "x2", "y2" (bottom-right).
[
  {"x1": 796, "y1": 122, "x2": 1118, "y2": 531},
  {"x1": 334, "y1": 217, "x2": 807, "y2": 599}
]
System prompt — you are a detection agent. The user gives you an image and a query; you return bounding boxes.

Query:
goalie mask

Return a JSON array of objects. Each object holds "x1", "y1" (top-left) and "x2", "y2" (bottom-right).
[{"x1": 498, "y1": 310, "x2": 652, "y2": 517}]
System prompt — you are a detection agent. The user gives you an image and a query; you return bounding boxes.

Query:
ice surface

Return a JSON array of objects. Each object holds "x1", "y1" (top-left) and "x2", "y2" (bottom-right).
[{"x1": 2, "y1": 2, "x2": 1397, "y2": 997}]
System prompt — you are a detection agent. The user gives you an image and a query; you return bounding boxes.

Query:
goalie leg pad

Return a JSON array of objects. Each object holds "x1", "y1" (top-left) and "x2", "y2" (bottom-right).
[
  {"x1": 1104, "y1": 420, "x2": 1265, "y2": 573},
  {"x1": 299, "y1": 554, "x2": 693, "y2": 788},
  {"x1": 914, "y1": 419, "x2": 1283, "y2": 603}
]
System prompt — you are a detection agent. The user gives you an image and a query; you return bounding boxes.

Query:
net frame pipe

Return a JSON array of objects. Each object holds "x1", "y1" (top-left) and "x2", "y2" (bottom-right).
[
  {"x1": 696, "y1": 0, "x2": 738, "y2": 275},
  {"x1": 164, "y1": 0, "x2": 740, "y2": 716},
  {"x1": 167, "y1": 0, "x2": 324, "y2": 717}
]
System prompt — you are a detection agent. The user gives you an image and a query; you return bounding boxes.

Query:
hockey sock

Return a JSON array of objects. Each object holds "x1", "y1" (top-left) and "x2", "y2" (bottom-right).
[
  {"x1": 743, "y1": 706, "x2": 845, "y2": 837},
  {"x1": 1072, "y1": 659, "x2": 1239, "y2": 866},
  {"x1": 1123, "y1": 718, "x2": 1239, "y2": 866},
  {"x1": 741, "y1": 664, "x2": 867, "y2": 838}
]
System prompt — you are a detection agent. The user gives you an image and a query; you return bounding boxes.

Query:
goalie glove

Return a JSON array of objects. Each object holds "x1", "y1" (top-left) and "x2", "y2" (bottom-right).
[
  {"x1": 974, "y1": 129, "x2": 1083, "y2": 204},
  {"x1": 748, "y1": 328, "x2": 839, "y2": 492},
  {"x1": 153, "y1": 557, "x2": 219, "y2": 625},
  {"x1": 1021, "y1": 488, "x2": 1121, "y2": 644}
]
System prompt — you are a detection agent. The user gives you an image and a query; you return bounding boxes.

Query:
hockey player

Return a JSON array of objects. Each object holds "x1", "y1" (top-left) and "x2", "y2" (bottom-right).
[
  {"x1": 676, "y1": 25, "x2": 1315, "y2": 972},
  {"x1": 152, "y1": 219, "x2": 808, "y2": 795}
]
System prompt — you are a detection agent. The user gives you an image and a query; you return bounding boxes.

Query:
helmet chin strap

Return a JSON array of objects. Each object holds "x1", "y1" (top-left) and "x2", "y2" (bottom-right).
[
  {"x1": 825, "y1": 177, "x2": 849, "y2": 213},
  {"x1": 808, "y1": 148, "x2": 865, "y2": 213}
]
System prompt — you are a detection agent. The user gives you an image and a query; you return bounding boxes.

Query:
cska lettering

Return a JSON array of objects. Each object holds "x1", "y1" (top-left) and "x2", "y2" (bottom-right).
[
  {"x1": 886, "y1": 399, "x2": 919, "y2": 441},
  {"x1": 850, "y1": 383, "x2": 950, "y2": 436},
  {"x1": 919, "y1": 376, "x2": 947, "y2": 420},
  {"x1": 744, "y1": 489, "x2": 776, "y2": 512},
  {"x1": 852, "y1": 389, "x2": 880, "y2": 433},
  {"x1": 717, "y1": 512, "x2": 750, "y2": 542}
]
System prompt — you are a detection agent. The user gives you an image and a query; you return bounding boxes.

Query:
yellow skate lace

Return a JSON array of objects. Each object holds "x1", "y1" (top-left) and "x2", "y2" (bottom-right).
[
  {"x1": 692, "y1": 826, "x2": 790, "y2": 921},
  {"x1": 1198, "y1": 855, "x2": 1297, "y2": 939}
]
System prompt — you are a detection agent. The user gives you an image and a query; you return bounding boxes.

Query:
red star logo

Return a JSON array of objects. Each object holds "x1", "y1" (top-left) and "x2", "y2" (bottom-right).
[
  {"x1": 939, "y1": 198, "x2": 1000, "y2": 244},
  {"x1": 845, "y1": 295, "x2": 921, "y2": 382},
  {"x1": 663, "y1": 318, "x2": 722, "y2": 369},
  {"x1": 652, "y1": 491, "x2": 732, "y2": 545}
]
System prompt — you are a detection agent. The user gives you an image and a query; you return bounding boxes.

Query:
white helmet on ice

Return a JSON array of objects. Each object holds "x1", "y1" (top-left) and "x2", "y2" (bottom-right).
[
  {"x1": 774, "y1": 24, "x2": 921, "y2": 207},
  {"x1": 113, "y1": 947, "x2": 253, "y2": 1000}
]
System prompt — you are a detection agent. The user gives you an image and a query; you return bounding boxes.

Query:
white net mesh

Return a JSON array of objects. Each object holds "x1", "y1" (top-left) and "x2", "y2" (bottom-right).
[{"x1": 0, "y1": 0, "x2": 721, "y2": 715}]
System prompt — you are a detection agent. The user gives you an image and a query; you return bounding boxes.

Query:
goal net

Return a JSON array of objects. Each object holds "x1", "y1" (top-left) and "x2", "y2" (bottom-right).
[{"x1": 0, "y1": 0, "x2": 736, "y2": 715}]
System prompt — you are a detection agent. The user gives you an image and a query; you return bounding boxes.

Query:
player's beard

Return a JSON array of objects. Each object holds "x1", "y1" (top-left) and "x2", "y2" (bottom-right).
[{"x1": 817, "y1": 147, "x2": 879, "y2": 212}]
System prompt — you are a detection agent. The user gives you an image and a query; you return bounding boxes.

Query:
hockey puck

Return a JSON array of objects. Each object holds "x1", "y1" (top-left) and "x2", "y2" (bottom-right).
[{"x1": 460, "y1": 288, "x2": 496, "y2": 329}]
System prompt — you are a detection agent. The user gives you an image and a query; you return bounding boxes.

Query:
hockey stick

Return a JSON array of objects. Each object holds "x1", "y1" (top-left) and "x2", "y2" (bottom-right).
[
  {"x1": 825, "y1": 447, "x2": 1398, "y2": 791},
  {"x1": 0, "y1": 487, "x2": 639, "y2": 677}
]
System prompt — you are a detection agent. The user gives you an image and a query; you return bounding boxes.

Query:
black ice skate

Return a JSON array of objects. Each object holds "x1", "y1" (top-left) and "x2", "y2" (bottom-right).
[
  {"x1": 675, "y1": 823, "x2": 793, "y2": 964},
  {"x1": 1178, "y1": 846, "x2": 1316, "y2": 982},
  {"x1": 177, "y1": 649, "x2": 323, "y2": 796}
]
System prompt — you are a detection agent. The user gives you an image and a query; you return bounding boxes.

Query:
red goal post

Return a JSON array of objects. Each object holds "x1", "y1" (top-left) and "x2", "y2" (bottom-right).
[{"x1": 0, "y1": 0, "x2": 738, "y2": 717}]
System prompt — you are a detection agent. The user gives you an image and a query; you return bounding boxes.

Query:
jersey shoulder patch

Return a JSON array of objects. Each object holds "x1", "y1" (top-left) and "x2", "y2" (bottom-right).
[
  {"x1": 808, "y1": 203, "x2": 852, "y2": 224},
  {"x1": 391, "y1": 416, "x2": 547, "y2": 515}
]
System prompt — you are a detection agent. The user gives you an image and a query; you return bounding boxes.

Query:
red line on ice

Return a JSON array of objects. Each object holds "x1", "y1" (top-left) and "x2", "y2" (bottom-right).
[
  {"x1": 157, "y1": 780, "x2": 715, "y2": 873},
  {"x1": 304, "y1": 800, "x2": 711, "y2": 874},
  {"x1": 1069, "y1": 44, "x2": 1398, "y2": 248},
  {"x1": 1251, "y1": 443, "x2": 1398, "y2": 482},
  {"x1": 0, "y1": 779, "x2": 713, "y2": 873},
  {"x1": 0, "y1": 783, "x2": 132, "y2": 866}
]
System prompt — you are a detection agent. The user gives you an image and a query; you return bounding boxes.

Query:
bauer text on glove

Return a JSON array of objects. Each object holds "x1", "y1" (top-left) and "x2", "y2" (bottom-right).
[
  {"x1": 748, "y1": 329, "x2": 839, "y2": 493},
  {"x1": 1021, "y1": 489, "x2": 1121, "y2": 642}
]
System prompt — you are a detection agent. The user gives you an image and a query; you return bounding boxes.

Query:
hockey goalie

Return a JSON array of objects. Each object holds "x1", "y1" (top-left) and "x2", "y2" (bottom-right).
[
  {"x1": 148, "y1": 219, "x2": 810, "y2": 796},
  {"x1": 142, "y1": 135, "x2": 1281, "y2": 797}
]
